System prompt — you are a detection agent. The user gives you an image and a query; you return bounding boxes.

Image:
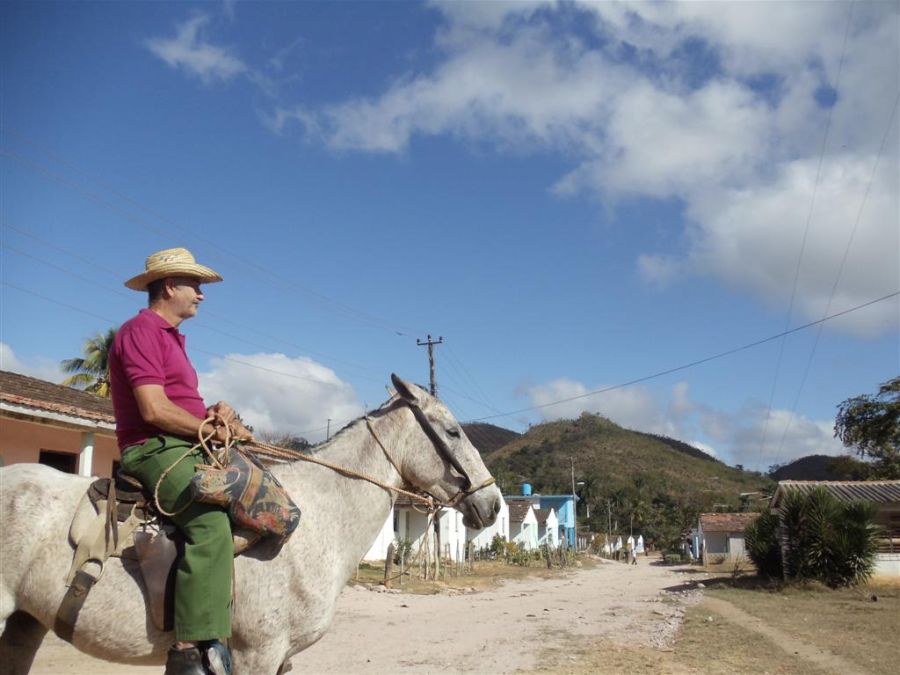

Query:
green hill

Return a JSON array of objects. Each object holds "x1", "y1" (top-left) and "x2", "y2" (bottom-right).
[
  {"x1": 483, "y1": 412, "x2": 773, "y2": 548},
  {"x1": 462, "y1": 422, "x2": 522, "y2": 457},
  {"x1": 769, "y1": 454, "x2": 872, "y2": 481}
]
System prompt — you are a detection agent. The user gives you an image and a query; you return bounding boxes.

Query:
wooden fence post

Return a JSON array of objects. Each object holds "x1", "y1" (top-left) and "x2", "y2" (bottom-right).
[{"x1": 384, "y1": 543, "x2": 395, "y2": 589}]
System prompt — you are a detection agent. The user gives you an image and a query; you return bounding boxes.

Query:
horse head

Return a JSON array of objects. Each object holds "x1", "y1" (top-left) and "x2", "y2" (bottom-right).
[{"x1": 388, "y1": 373, "x2": 502, "y2": 530}]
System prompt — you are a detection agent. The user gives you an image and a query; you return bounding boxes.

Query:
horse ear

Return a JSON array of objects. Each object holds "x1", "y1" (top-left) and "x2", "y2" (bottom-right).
[{"x1": 391, "y1": 373, "x2": 422, "y2": 405}]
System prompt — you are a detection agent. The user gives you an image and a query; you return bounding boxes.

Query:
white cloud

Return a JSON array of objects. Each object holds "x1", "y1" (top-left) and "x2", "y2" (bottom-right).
[
  {"x1": 279, "y1": 1, "x2": 898, "y2": 336},
  {"x1": 524, "y1": 378, "x2": 683, "y2": 438},
  {"x1": 0, "y1": 342, "x2": 63, "y2": 382},
  {"x1": 683, "y1": 155, "x2": 900, "y2": 336},
  {"x1": 145, "y1": 15, "x2": 247, "y2": 83},
  {"x1": 701, "y1": 404, "x2": 844, "y2": 470},
  {"x1": 524, "y1": 376, "x2": 843, "y2": 470},
  {"x1": 198, "y1": 352, "x2": 364, "y2": 443}
]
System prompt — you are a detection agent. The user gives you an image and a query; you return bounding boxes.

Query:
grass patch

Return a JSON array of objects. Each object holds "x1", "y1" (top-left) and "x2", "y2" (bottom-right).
[{"x1": 349, "y1": 557, "x2": 593, "y2": 595}]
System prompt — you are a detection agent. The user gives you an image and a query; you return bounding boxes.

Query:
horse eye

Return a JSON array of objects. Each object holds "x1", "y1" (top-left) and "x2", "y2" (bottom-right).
[{"x1": 446, "y1": 427, "x2": 461, "y2": 438}]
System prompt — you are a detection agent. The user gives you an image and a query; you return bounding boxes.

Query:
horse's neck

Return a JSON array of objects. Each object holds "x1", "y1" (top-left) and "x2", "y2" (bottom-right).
[{"x1": 272, "y1": 415, "x2": 406, "y2": 570}]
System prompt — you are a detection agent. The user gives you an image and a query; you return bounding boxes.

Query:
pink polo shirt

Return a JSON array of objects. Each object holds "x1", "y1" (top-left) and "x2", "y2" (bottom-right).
[{"x1": 109, "y1": 308, "x2": 208, "y2": 450}]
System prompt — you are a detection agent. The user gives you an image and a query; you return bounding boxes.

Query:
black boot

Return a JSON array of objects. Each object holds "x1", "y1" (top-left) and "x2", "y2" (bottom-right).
[{"x1": 165, "y1": 646, "x2": 207, "y2": 675}]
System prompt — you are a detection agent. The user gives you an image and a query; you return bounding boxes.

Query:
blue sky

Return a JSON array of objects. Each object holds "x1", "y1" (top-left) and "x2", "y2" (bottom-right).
[{"x1": 2, "y1": 1, "x2": 897, "y2": 472}]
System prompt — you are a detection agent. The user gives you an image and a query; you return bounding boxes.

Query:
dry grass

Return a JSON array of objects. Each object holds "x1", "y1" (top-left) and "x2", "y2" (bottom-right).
[
  {"x1": 700, "y1": 580, "x2": 900, "y2": 675},
  {"x1": 350, "y1": 557, "x2": 594, "y2": 595},
  {"x1": 536, "y1": 575, "x2": 900, "y2": 674}
]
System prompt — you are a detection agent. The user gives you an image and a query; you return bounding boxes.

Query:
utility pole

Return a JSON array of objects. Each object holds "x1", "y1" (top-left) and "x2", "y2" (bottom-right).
[
  {"x1": 607, "y1": 498, "x2": 612, "y2": 539},
  {"x1": 570, "y1": 458, "x2": 576, "y2": 507},
  {"x1": 326, "y1": 418, "x2": 331, "y2": 441},
  {"x1": 570, "y1": 458, "x2": 577, "y2": 550},
  {"x1": 416, "y1": 334, "x2": 443, "y2": 396}
]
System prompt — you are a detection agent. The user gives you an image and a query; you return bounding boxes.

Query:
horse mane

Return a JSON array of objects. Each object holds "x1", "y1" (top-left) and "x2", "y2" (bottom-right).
[
  {"x1": 307, "y1": 381, "x2": 432, "y2": 453},
  {"x1": 308, "y1": 393, "x2": 400, "y2": 452}
]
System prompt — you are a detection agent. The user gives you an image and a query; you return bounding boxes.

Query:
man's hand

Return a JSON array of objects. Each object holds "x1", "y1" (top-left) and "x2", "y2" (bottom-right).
[
  {"x1": 207, "y1": 401, "x2": 236, "y2": 426},
  {"x1": 230, "y1": 419, "x2": 254, "y2": 443}
]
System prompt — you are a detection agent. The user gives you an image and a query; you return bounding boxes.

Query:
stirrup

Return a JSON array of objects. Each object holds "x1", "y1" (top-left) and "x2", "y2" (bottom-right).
[{"x1": 202, "y1": 640, "x2": 232, "y2": 675}]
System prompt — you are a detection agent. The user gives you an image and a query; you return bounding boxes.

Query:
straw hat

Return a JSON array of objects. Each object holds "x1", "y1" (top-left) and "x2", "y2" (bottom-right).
[{"x1": 125, "y1": 247, "x2": 223, "y2": 291}]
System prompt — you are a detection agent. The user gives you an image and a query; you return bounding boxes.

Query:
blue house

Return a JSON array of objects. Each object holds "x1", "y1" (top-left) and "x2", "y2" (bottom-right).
[{"x1": 504, "y1": 484, "x2": 577, "y2": 548}]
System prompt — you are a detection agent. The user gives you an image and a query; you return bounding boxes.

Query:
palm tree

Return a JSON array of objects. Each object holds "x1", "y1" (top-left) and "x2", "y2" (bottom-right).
[{"x1": 61, "y1": 328, "x2": 117, "y2": 397}]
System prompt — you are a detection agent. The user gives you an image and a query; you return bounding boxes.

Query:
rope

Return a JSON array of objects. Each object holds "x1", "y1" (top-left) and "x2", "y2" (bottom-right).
[
  {"x1": 250, "y1": 438, "x2": 436, "y2": 508},
  {"x1": 153, "y1": 415, "x2": 234, "y2": 518},
  {"x1": 152, "y1": 416, "x2": 222, "y2": 517}
]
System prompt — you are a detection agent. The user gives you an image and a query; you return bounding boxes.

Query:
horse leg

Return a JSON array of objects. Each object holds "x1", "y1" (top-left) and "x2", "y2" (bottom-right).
[{"x1": 0, "y1": 610, "x2": 48, "y2": 675}]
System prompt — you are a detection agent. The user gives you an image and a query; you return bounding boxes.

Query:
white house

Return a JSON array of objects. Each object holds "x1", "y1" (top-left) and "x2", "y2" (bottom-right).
[
  {"x1": 363, "y1": 497, "x2": 475, "y2": 563},
  {"x1": 363, "y1": 508, "x2": 398, "y2": 561},
  {"x1": 468, "y1": 495, "x2": 509, "y2": 550},
  {"x1": 698, "y1": 512, "x2": 757, "y2": 563},
  {"x1": 534, "y1": 508, "x2": 559, "y2": 547},
  {"x1": 508, "y1": 501, "x2": 538, "y2": 550}
]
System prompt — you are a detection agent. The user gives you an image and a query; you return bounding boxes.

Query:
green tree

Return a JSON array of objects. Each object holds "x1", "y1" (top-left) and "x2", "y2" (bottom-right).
[
  {"x1": 61, "y1": 328, "x2": 117, "y2": 397},
  {"x1": 835, "y1": 376, "x2": 900, "y2": 478}
]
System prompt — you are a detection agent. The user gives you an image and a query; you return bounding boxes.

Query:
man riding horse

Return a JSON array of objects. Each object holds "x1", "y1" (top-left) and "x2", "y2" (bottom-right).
[{"x1": 110, "y1": 247, "x2": 253, "y2": 675}]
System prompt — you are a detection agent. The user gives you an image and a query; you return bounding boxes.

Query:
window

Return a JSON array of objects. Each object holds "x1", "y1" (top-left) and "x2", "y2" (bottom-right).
[{"x1": 39, "y1": 450, "x2": 77, "y2": 474}]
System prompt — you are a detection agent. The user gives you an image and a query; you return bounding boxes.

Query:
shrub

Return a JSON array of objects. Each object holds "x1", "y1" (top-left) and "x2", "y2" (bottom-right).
[
  {"x1": 780, "y1": 487, "x2": 880, "y2": 587},
  {"x1": 744, "y1": 510, "x2": 782, "y2": 579},
  {"x1": 392, "y1": 538, "x2": 412, "y2": 565}
]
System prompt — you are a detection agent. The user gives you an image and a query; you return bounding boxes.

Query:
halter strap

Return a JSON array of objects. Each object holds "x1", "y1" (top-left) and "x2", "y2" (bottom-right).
[{"x1": 254, "y1": 397, "x2": 495, "y2": 509}]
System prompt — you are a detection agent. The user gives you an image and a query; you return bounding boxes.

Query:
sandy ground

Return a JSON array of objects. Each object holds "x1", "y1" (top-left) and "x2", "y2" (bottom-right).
[{"x1": 29, "y1": 558, "x2": 703, "y2": 674}]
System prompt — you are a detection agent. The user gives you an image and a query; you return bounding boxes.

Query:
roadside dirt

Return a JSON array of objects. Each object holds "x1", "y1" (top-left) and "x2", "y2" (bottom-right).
[
  {"x1": 29, "y1": 557, "x2": 700, "y2": 674},
  {"x1": 699, "y1": 595, "x2": 869, "y2": 675}
]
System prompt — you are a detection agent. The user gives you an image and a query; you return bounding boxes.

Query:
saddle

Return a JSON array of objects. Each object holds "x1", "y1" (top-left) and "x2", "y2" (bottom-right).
[{"x1": 56, "y1": 473, "x2": 260, "y2": 642}]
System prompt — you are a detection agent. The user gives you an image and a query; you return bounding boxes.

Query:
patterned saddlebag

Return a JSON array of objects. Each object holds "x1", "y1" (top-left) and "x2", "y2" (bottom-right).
[{"x1": 190, "y1": 446, "x2": 301, "y2": 539}]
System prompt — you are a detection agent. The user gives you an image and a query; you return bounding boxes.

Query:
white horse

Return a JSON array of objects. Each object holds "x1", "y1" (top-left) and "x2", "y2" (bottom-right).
[{"x1": 0, "y1": 375, "x2": 502, "y2": 674}]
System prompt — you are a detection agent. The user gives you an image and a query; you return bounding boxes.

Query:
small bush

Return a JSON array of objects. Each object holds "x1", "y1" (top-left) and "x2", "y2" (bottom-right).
[
  {"x1": 393, "y1": 538, "x2": 412, "y2": 565},
  {"x1": 745, "y1": 510, "x2": 782, "y2": 579}
]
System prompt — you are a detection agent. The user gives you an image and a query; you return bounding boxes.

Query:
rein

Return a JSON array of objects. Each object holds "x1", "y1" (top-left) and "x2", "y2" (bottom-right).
[{"x1": 252, "y1": 398, "x2": 495, "y2": 510}]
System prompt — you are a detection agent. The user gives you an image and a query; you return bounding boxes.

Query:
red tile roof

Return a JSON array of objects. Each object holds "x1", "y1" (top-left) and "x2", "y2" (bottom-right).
[
  {"x1": 0, "y1": 370, "x2": 114, "y2": 424},
  {"x1": 699, "y1": 512, "x2": 757, "y2": 533}
]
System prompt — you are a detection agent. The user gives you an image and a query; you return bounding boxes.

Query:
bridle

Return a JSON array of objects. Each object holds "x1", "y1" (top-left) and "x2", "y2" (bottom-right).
[
  {"x1": 251, "y1": 396, "x2": 495, "y2": 511},
  {"x1": 364, "y1": 397, "x2": 496, "y2": 509}
]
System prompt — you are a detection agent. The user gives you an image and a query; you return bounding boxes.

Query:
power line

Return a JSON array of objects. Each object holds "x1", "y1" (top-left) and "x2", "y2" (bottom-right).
[
  {"x1": 773, "y1": 88, "x2": 900, "y2": 463},
  {"x1": 3, "y1": 278, "x2": 897, "y2": 435},
  {"x1": 0, "y1": 229, "x2": 385, "y2": 380},
  {"x1": 0, "y1": 281, "x2": 347, "y2": 389},
  {"x1": 443, "y1": 344, "x2": 499, "y2": 413},
  {"x1": 467, "y1": 290, "x2": 900, "y2": 423},
  {"x1": 757, "y1": 0, "x2": 857, "y2": 469},
  {"x1": 0, "y1": 136, "x2": 423, "y2": 336}
]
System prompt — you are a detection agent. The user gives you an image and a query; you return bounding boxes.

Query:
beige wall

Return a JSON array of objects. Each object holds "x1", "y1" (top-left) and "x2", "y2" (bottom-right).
[{"x1": 0, "y1": 416, "x2": 119, "y2": 477}]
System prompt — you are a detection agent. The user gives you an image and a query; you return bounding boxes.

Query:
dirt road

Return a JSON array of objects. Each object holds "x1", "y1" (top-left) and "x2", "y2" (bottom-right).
[{"x1": 30, "y1": 558, "x2": 700, "y2": 674}]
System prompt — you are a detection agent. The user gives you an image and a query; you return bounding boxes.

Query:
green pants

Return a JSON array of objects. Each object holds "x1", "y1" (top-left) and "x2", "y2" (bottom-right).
[{"x1": 120, "y1": 435, "x2": 233, "y2": 641}]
